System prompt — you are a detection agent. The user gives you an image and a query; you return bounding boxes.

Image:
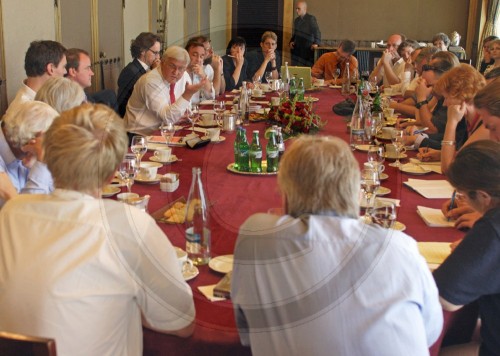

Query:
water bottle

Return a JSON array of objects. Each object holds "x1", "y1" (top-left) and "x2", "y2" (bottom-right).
[
  {"x1": 275, "y1": 126, "x2": 285, "y2": 159},
  {"x1": 350, "y1": 85, "x2": 365, "y2": 150},
  {"x1": 239, "y1": 81, "x2": 250, "y2": 126},
  {"x1": 266, "y1": 130, "x2": 279, "y2": 172},
  {"x1": 283, "y1": 61, "x2": 290, "y2": 96},
  {"x1": 249, "y1": 130, "x2": 262, "y2": 173},
  {"x1": 238, "y1": 128, "x2": 250, "y2": 172},
  {"x1": 341, "y1": 62, "x2": 351, "y2": 96},
  {"x1": 233, "y1": 127, "x2": 241, "y2": 170},
  {"x1": 289, "y1": 77, "x2": 297, "y2": 100},
  {"x1": 185, "y1": 167, "x2": 210, "y2": 265},
  {"x1": 296, "y1": 78, "x2": 305, "y2": 101}
]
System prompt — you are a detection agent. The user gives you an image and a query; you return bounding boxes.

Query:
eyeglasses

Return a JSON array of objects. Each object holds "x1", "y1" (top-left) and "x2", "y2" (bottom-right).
[
  {"x1": 422, "y1": 64, "x2": 445, "y2": 73},
  {"x1": 148, "y1": 48, "x2": 161, "y2": 56},
  {"x1": 166, "y1": 62, "x2": 187, "y2": 72}
]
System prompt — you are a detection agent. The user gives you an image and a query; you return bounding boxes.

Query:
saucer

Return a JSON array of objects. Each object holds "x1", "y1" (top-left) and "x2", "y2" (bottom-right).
[
  {"x1": 209, "y1": 255, "x2": 234, "y2": 273},
  {"x1": 135, "y1": 174, "x2": 161, "y2": 184},
  {"x1": 150, "y1": 155, "x2": 179, "y2": 164},
  {"x1": 384, "y1": 152, "x2": 407, "y2": 160},
  {"x1": 379, "y1": 173, "x2": 389, "y2": 181},
  {"x1": 355, "y1": 144, "x2": 372, "y2": 152},
  {"x1": 183, "y1": 265, "x2": 199, "y2": 281},
  {"x1": 201, "y1": 136, "x2": 226, "y2": 143},
  {"x1": 101, "y1": 185, "x2": 120, "y2": 197},
  {"x1": 376, "y1": 186, "x2": 391, "y2": 196},
  {"x1": 392, "y1": 221, "x2": 406, "y2": 231}
]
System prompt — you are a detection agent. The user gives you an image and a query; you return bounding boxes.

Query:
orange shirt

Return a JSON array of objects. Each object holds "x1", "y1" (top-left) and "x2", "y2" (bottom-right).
[{"x1": 311, "y1": 52, "x2": 359, "y2": 85}]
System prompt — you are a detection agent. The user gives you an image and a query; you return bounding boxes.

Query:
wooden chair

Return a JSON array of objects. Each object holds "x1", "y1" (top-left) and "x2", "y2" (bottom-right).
[{"x1": 0, "y1": 331, "x2": 57, "y2": 356}]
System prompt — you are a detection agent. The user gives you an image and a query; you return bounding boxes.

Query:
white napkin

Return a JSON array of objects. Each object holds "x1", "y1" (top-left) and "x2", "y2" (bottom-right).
[
  {"x1": 417, "y1": 206, "x2": 455, "y2": 227},
  {"x1": 197, "y1": 285, "x2": 226, "y2": 302}
]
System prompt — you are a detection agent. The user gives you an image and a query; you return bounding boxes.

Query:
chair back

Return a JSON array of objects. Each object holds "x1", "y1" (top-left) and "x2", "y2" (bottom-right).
[{"x1": 0, "y1": 331, "x2": 57, "y2": 356}]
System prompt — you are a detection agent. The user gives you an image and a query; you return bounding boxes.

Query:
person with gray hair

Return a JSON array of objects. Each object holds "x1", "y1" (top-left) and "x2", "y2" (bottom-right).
[
  {"x1": 0, "y1": 104, "x2": 195, "y2": 355},
  {"x1": 35, "y1": 76, "x2": 85, "y2": 113},
  {"x1": 231, "y1": 135, "x2": 442, "y2": 356},
  {"x1": 0, "y1": 101, "x2": 59, "y2": 207},
  {"x1": 432, "y1": 32, "x2": 451, "y2": 51},
  {"x1": 124, "y1": 45, "x2": 206, "y2": 136}
]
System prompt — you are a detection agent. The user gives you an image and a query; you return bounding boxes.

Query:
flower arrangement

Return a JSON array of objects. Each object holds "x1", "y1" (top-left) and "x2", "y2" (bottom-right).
[{"x1": 267, "y1": 96, "x2": 325, "y2": 138}]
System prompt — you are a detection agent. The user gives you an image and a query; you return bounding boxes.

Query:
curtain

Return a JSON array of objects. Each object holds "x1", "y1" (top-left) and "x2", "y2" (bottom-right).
[{"x1": 477, "y1": 0, "x2": 500, "y2": 70}]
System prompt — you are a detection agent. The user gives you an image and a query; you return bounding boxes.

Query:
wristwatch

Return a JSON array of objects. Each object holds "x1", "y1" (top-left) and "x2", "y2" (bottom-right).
[{"x1": 416, "y1": 99, "x2": 429, "y2": 109}]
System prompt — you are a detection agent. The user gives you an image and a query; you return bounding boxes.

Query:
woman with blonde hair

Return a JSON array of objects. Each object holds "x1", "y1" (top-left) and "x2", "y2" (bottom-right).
[{"x1": 35, "y1": 77, "x2": 85, "y2": 113}]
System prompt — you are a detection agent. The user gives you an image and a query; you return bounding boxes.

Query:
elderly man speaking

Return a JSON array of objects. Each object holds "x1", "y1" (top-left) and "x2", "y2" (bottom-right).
[{"x1": 125, "y1": 45, "x2": 207, "y2": 136}]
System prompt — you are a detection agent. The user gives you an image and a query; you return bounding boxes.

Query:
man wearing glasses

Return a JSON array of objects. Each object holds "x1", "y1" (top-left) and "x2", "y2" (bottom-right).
[
  {"x1": 311, "y1": 40, "x2": 358, "y2": 85},
  {"x1": 117, "y1": 32, "x2": 162, "y2": 117},
  {"x1": 124, "y1": 45, "x2": 206, "y2": 136}
]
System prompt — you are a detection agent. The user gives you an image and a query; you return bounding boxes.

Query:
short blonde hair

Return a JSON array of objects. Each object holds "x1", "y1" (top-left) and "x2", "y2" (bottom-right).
[
  {"x1": 35, "y1": 77, "x2": 85, "y2": 113},
  {"x1": 261, "y1": 31, "x2": 277, "y2": 43},
  {"x1": 43, "y1": 104, "x2": 128, "y2": 192},
  {"x1": 433, "y1": 64, "x2": 486, "y2": 102},
  {"x1": 3, "y1": 101, "x2": 59, "y2": 148},
  {"x1": 278, "y1": 135, "x2": 360, "y2": 218}
]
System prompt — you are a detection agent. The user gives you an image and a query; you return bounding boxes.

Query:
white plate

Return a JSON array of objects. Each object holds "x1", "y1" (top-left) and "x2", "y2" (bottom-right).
[
  {"x1": 400, "y1": 164, "x2": 431, "y2": 175},
  {"x1": 355, "y1": 144, "x2": 372, "y2": 152},
  {"x1": 209, "y1": 255, "x2": 234, "y2": 274},
  {"x1": 201, "y1": 136, "x2": 226, "y2": 144},
  {"x1": 392, "y1": 221, "x2": 406, "y2": 231},
  {"x1": 183, "y1": 265, "x2": 199, "y2": 281},
  {"x1": 376, "y1": 186, "x2": 391, "y2": 196},
  {"x1": 135, "y1": 174, "x2": 161, "y2": 184},
  {"x1": 251, "y1": 95, "x2": 266, "y2": 99},
  {"x1": 101, "y1": 185, "x2": 121, "y2": 197},
  {"x1": 379, "y1": 173, "x2": 389, "y2": 181},
  {"x1": 384, "y1": 152, "x2": 407, "y2": 160},
  {"x1": 149, "y1": 155, "x2": 179, "y2": 164}
]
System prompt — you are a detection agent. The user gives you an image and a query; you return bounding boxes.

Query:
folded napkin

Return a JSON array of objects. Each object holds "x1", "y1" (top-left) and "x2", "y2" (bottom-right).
[
  {"x1": 417, "y1": 206, "x2": 455, "y2": 227},
  {"x1": 417, "y1": 242, "x2": 451, "y2": 271},
  {"x1": 404, "y1": 179, "x2": 454, "y2": 199},
  {"x1": 197, "y1": 285, "x2": 226, "y2": 302}
]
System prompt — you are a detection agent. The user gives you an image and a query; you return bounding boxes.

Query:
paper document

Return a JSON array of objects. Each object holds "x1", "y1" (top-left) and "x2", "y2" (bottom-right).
[
  {"x1": 417, "y1": 206, "x2": 455, "y2": 227},
  {"x1": 404, "y1": 179, "x2": 454, "y2": 199},
  {"x1": 417, "y1": 242, "x2": 451, "y2": 271}
]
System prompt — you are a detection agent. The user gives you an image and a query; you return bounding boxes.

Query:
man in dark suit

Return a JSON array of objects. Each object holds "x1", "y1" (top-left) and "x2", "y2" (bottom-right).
[
  {"x1": 117, "y1": 32, "x2": 161, "y2": 117},
  {"x1": 289, "y1": 1, "x2": 321, "y2": 67}
]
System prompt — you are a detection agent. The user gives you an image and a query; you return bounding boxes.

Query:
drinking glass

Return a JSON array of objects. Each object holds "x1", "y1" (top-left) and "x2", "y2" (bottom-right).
[
  {"x1": 369, "y1": 75, "x2": 378, "y2": 92},
  {"x1": 130, "y1": 136, "x2": 147, "y2": 167},
  {"x1": 253, "y1": 75, "x2": 262, "y2": 90},
  {"x1": 370, "y1": 201, "x2": 397, "y2": 228},
  {"x1": 119, "y1": 154, "x2": 138, "y2": 193},
  {"x1": 332, "y1": 68, "x2": 340, "y2": 85},
  {"x1": 160, "y1": 121, "x2": 176, "y2": 145},
  {"x1": 213, "y1": 100, "x2": 226, "y2": 126},
  {"x1": 265, "y1": 71, "x2": 273, "y2": 84},
  {"x1": 367, "y1": 145, "x2": 385, "y2": 179},
  {"x1": 360, "y1": 168, "x2": 380, "y2": 222},
  {"x1": 276, "y1": 79, "x2": 285, "y2": 98},
  {"x1": 364, "y1": 113, "x2": 377, "y2": 145},
  {"x1": 389, "y1": 129, "x2": 405, "y2": 168},
  {"x1": 373, "y1": 112, "x2": 383, "y2": 135},
  {"x1": 189, "y1": 103, "x2": 199, "y2": 132}
]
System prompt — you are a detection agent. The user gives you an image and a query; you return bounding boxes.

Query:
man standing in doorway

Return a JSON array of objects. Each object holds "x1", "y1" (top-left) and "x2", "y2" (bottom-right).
[{"x1": 289, "y1": 1, "x2": 321, "y2": 67}]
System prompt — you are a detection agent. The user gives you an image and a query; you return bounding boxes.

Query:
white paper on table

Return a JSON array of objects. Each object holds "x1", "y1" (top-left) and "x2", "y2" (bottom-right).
[
  {"x1": 409, "y1": 158, "x2": 442, "y2": 174},
  {"x1": 200, "y1": 99, "x2": 215, "y2": 105},
  {"x1": 197, "y1": 285, "x2": 226, "y2": 302},
  {"x1": 417, "y1": 241, "x2": 451, "y2": 270},
  {"x1": 417, "y1": 206, "x2": 455, "y2": 227},
  {"x1": 404, "y1": 179, "x2": 454, "y2": 199}
]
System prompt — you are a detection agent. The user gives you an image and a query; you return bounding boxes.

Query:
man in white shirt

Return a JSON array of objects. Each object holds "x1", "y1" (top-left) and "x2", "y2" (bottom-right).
[
  {"x1": 0, "y1": 104, "x2": 195, "y2": 355},
  {"x1": 188, "y1": 35, "x2": 225, "y2": 95},
  {"x1": 6, "y1": 40, "x2": 67, "y2": 115},
  {"x1": 124, "y1": 45, "x2": 207, "y2": 136},
  {"x1": 185, "y1": 41, "x2": 215, "y2": 104},
  {"x1": 369, "y1": 33, "x2": 405, "y2": 87}
]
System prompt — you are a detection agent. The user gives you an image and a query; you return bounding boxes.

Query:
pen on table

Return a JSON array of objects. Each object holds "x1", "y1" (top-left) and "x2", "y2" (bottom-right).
[
  {"x1": 447, "y1": 190, "x2": 456, "y2": 222},
  {"x1": 413, "y1": 127, "x2": 429, "y2": 134}
]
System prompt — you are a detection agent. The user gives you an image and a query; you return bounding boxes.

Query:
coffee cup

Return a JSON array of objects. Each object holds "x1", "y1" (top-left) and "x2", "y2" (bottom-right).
[
  {"x1": 160, "y1": 173, "x2": 179, "y2": 192},
  {"x1": 223, "y1": 113, "x2": 236, "y2": 132},
  {"x1": 383, "y1": 107, "x2": 395, "y2": 119},
  {"x1": 154, "y1": 147, "x2": 172, "y2": 161},
  {"x1": 201, "y1": 113, "x2": 215, "y2": 126},
  {"x1": 206, "y1": 128, "x2": 221, "y2": 142},
  {"x1": 253, "y1": 88, "x2": 263, "y2": 97},
  {"x1": 117, "y1": 192, "x2": 139, "y2": 202},
  {"x1": 139, "y1": 161, "x2": 160, "y2": 179},
  {"x1": 271, "y1": 97, "x2": 280, "y2": 106},
  {"x1": 364, "y1": 161, "x2": 385, "y2": 173},
  {"x1": 175, "y1": 247, "x2": 194, "y2": 274},
  {"x1": 315, "y1": 78, "x2": 325, "y2": 86}
]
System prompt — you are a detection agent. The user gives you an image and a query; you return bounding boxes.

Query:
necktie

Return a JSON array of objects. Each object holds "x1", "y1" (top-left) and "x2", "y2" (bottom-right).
[{"x1": 169, "y1": 83, "x2": 176, "y2": 104}]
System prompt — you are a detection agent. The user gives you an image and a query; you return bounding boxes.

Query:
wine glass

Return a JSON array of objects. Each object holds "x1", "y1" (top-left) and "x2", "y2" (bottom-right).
[
  {"x1": 369, "y1": 75, "x2": 378, "y2": 93},
  {"x1": 332, "y1": 68, "x2": 340, "y2": 85},
  {"x1": 389, "y1": 129, "x2": 406, "y2": 168},
  {"x1": 373, "y1": 112, "x2": 384, "y2": 135},
  {"x1": 160, "y1": 121, "x2": 176, "y2": 145},
  {"x1": 189, "y1": 103, "x2": 199, "y2": 132},
  {"x1": 265, "y1": 71, "x2": 273, "y2": 84},
  {"x1": 370, "y1": 200, "x2": 397, "y2": 228},
  {"x1": 364, "y1": 113, "x2": 377, "y2": 145},
  {"x1": 130, "y1": 135, "x2": 147, "y2": 167},
  {"x1": 276, "y1": 79, "x2": 285, "y2": 98},
  {"x1": 213, "y1": 100, "x2": 226, "y2": 127},
  {"x1": 360, "y1": 168, "x2": 380, "y2": 222},
  {"x1": 253, "y1": 75, "x2": 262, "y2": 90},
  {"x1": 119, "y1": 154, "x2": 138, "y2": 193},
  {"x1": 367, "y1": 145, "x2": 385, "y2": 179}
]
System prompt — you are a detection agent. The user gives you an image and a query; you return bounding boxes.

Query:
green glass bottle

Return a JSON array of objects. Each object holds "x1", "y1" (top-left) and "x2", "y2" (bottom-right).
[
  {"x1": 266, "y1": 130, "x2": 279, "y2": 172},
  {"x1": 249, "y1": 130, "x2": 262, "y2": 173},
  {"x1": 296, "y1": 78, "x2": 305, "y2": 101},
  {"x1": 289, "y1": 77, "x2": 297, "y2": 100},
  {"x1": 233, "y1": 127, "x2": 241, "y2": 170},
  {"x1": 238, "y1": 128, "x2": 250, "y2": 172}
]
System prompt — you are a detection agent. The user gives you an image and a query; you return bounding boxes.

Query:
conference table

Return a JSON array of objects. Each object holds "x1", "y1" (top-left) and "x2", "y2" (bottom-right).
[{"x1": 125, "y1": 87, "x2": 477, "y2": 355}]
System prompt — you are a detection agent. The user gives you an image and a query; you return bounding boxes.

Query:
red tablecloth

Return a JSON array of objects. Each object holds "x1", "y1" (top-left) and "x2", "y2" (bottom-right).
[{"x1": 126, "y1": 88, "x2": 475, "y2": 355}]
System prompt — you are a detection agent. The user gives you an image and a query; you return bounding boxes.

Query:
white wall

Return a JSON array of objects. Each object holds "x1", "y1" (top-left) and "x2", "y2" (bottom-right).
[
  {"x1": 2, "y1": 0, "x2": 55, "y2": 103},
  {"x1": 167, "y1": 0, "x2": 185, "y2": 46},
  {"x1": 210, "y1": 0, "x2": 228, "y2": 55},
  {"x1": 123, "y1": 0, "x2": 149, "y2": 64}
]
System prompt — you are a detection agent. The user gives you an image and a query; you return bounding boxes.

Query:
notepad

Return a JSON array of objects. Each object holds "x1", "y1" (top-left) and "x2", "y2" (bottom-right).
[
  {"x1": 404, "y1": 179, "x2": 454, "y2": 199},
  {"x1": 417, "y1": 206, "x2": 455, "y2": 227},
  {"x1": 417, "y1": 242, "x2": 451, "y2": 270}
]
